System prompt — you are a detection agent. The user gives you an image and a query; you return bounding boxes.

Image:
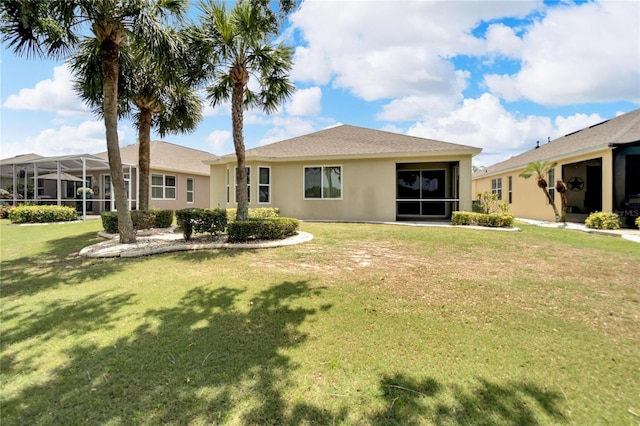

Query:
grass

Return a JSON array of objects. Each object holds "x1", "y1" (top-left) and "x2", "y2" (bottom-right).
[{"x1": 1, "y1": 219, "x2": 639, "y2": 425}]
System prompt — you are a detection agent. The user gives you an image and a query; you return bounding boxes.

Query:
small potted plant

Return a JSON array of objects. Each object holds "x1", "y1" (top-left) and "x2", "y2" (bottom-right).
[{"x1": 77, "y1": 187, "x2": 94, "y2": 199}]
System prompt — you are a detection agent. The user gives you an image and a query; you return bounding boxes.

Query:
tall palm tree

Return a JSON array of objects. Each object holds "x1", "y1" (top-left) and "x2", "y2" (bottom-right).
[
  {"x1": 555, "y1": 179, "x2": 568, "y2": 223},
  {"x1": 519, "y1": 160, "x2": 561, "y2": 222},
  {"x1": 189, "y1": 0, "x2": 295, "y2": 221},
  {"x1": 71, "y1": 33, "x2": 203, "y2": 211},
  {"x1": 1, "y1": 0, "x2": 187, "y2": 243}
]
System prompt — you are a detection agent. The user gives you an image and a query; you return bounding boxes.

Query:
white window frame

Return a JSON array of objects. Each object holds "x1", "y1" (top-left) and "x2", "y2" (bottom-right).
[
  {"x1": 226, "y1": 168, "x2": 230, "y2": 203},
  {"x1": 186, "y1": 177, "x2": 194, "y2": 204},
  {"x1": 151, "y1": 173, "x2": 177, "y2": 200},
  {"x1": 258, "y1": 166, "x2": 271, "y2": 204},
  {"x1": 491, "y1": 177, "x2": 502, "y2": 200},
  {"x1": 303, "y1": 165, "x2": 343, "y2": 200},
  {"x1": 234, "y1": 167, "x2": 250, "y2": 204}
]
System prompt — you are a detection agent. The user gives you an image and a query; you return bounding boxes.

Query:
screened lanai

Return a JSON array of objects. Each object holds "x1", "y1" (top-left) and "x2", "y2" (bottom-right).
[{"x1": 0, "y1": 153, "x2": 137, "y2": 220}]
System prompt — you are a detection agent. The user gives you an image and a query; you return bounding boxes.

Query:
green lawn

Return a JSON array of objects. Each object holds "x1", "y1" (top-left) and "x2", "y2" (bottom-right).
[{"x1": 1, "y1": 219, "x2": 639, "y2": 425}]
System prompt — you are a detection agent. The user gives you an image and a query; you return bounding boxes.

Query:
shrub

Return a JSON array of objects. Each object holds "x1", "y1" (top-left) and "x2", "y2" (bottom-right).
[
  {"x1": 636, "y1": 217, "x2": 640, "y2": 229},
  {"x1": 175, "y1": 208, "x2": 227, "y2": 240},
  {"x1": 8, "y1": 205, "x2": 77, "y2": 224},
  {"x1": 451, "y1": 211, "x2": 514, "y2": 228},
  {"x1": 153, "y1": 209, "x2": 174, "y2": 228},
  {"x1": 226, "y1": 207, "x2": 280, "y2": 223},
  {"x1": 227, "y1": 217, "x2": 299, "y2": 242},
  {"x1": 585, "y1": 211, "x2": 620, "y2": 230},
  {"x1": 475, "y1": 192, "x2": 509, "y2": 214},
  {"x1": 0, "y1": 204, "x2": 13, "y2": 219},
  {"x1": 102, "y1": 210, "x2": 174, "y2": 234},
  {"x1": 131, "y1": 210, "x2": 156, "y2": 231},
  {"x1": 101, "y1": 211, "x2": 119, "y2": 233}
]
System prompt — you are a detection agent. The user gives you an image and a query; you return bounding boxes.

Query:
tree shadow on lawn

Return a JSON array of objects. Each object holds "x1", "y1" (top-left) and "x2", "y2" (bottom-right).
[
  {"x1": 0, "y1": 231, "x2": 121, "y2": 298},
  {"x1": 1, "y1": 280, "x2": 347, "y2": 425},
  {"x1": 370, "y1": 372, "x2": 567, "y2": 425}
]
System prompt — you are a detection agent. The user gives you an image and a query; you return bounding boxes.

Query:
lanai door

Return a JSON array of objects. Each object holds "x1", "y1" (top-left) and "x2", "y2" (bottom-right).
[{"x1": 397, "y1": 169, "x2": 447, "y2": 218}]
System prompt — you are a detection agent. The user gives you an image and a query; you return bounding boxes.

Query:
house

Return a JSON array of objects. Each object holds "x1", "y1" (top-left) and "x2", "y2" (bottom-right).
[
  {"x1": 1, "y1": 141, "x2": 217, "y2": 218},
  {"x1": 206, "y1": 125, "x2": 482, "y2": 222},
  {"x1": 472, "y1": 109, "x2": 640, "y2": 227},
  {"x1": 94, "y1": 140, "x2": 216, "y2": 211}
]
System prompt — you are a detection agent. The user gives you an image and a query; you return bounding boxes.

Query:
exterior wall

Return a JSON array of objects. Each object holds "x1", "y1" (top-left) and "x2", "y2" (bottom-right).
[
  {"x1": 210, "y1": 154, "x2": 475, "y2": 221},
  {"x1": 473, "y1": 148, "x2": 613, "y2": 222},
  {"x1": 148, "y1": 170, "x2": 210, "y2": 210}
]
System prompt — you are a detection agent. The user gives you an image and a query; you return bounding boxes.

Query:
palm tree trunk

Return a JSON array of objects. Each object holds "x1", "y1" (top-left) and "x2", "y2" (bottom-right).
[
  {"x1": 542, "y1": 188, "x2": 560, "y2": 222},
  {"x1": 138, "y1": 108, "x2": 152, "y2": 211},
  {"x1": 102, "y1": 39, "x2": 135, "y2": 243},
  {"x1": 232, "y1": 78, "x2": 248, "y2": 221}
]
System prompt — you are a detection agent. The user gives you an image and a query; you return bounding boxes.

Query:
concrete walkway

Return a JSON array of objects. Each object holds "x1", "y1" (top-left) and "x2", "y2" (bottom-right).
[{"x1": 515, "y1": 218, "x2": 640, "y2": 243}]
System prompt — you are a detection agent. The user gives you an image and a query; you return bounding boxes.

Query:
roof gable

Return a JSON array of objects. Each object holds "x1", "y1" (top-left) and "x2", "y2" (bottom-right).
[
  {"x1": 219, "y1": 125, "x2": 481, "y2": 161},
  {"x1": 474, "y1": 108, "x2": 640, "y2": 178}
]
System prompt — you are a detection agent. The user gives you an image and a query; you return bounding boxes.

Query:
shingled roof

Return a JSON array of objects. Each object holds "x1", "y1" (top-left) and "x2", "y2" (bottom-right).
[
  {"x1": 211, "y1": 124, "x2": 481, "y2": 163},
  {"x1": 474, "y1": 108, "x2": 640, "y2": 179},
  {"x1": 95, "y1": 141, "x2": 218, "y2": 175}
]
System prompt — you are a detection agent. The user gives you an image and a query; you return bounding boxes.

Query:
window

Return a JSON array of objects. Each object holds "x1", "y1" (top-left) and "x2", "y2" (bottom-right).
[
  {"x1": 548, "y1": 169, "x2": 555, "y2": 202},
  {"x1": 152, "y1": 174, "x2": 176, "y2": 199},
  {"x1": 234, "y1": 167, "x2": 250, "y2": 203},
  {"x1": 508, "y1": 176, "x2": 513, "y2": 204},
  {"x1": 304, "y1": 166, "x2": 342, "y2": 199},
  {"x1": 491, "y1": 178, "x2": 502, "y2": 200},
  {"x1": 258, "y1": 167, "x2": 270, "y2": 203},
  {"x1": 186, "y1": 178, "x2": 194, "y2": 203}
]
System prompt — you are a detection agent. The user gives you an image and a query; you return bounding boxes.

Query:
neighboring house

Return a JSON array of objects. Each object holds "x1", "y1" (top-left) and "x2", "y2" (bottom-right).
[
  {"x1": 472, "y1": 108, "x2": 640, "y2": 227},
  {"x1": 206, "y1": 125, "x2": 482, "y2": 222},
  {"x1": 1, "y1": 141, "x2": 217, "y2": 218},
  {"x1": 95, "y1": 140, "x2": 216, "y2": 211}
]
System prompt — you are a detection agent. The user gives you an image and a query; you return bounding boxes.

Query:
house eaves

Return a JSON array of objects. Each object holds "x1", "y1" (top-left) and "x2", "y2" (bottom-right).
[{"x1": 205, "y1": 148, "x2": 481, "y2": 166}]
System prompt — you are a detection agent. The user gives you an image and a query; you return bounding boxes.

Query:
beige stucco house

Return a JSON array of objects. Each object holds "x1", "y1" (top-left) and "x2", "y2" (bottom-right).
[
  {"x1": 473, "y1": 108, "x2": 640, "y2": 227},
  {"x1": 207, "y1": 125, "x2": 482, "y2": 222},
  {"x1": 1, "y1": 141, "x2": 217, "y2": 218}
]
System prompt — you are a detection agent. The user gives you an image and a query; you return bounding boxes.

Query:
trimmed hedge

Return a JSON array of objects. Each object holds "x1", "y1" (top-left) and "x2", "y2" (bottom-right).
[
  {"x1": 8, "y1": 205, "x2": 77, "y2": 223},
  {"x1": 153, "y1": 209, "x2": 174, "y2": 228},
  {"x1": 101, "y1": 209, "x2": 175, "y2": 234},
  {"x1": 175, "y1": 208, "x2": 227, "y2": 240},
  {"x1": 227, "y1": 217, "x2": 299, "y2": 242},
  {"x1": 226, "y1": 207, "x2": 280, "y2": 223},
  {"x1": 451, "y1": 211, "x2": 514, "y2": 228},
  {"x1": 585, "y1": 211, "x2": 620, "y2": 230},
  {"x1": 131, "y1": 210, "x2": 156, "y2": 230}
]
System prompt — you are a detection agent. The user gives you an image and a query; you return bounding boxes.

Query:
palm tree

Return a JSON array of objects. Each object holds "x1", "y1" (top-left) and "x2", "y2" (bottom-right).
[
  {"x1": 555, "y1": 179, "x2": 568, "y2": 223},
  {"x1": 519, "y1": 160, "x2": 561, "y2": 222},
  {"x1": 1, "y1": 0, "x2": 187, "y2": 243},
  {"x1": 189, "y1": 0, "x2": 295, "y2": 221},
  {"x1": 71, "y1": 33, "x2": 203, "y2": 211}
]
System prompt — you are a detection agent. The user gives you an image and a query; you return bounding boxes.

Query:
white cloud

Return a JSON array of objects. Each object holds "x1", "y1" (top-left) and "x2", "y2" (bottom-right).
[
  {"x1": 3, "y1": 64, "x2": 89, "y2": 116},
  {"x1": 290, "y1": 1, "x2": 540, "y2": 102},
  {"x1": 0, "y1": 120, "x2": 131, "y2": 159},
  {"x1": 205, "y1": 130, "x2": 231, "y2": 155},
  {"x1": 286, "y1": 87, "x2": 322, "y2": 116},
  {"x1": 485, "y1": 1, "x2": 640, "y2": 105},
  {"x1": 257, "y1": 117, "x2": 321, "y2": 146},
  {"x1": 484, "y1": 23, "x2": 522, "y2": 58},
  {"x1": 404, "y1": 93, "x2": 605, "y2": 166}
]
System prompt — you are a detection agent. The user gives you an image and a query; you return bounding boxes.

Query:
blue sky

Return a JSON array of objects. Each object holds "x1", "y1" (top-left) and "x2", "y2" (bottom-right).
[{"x1": 1, "y1": 0, "x2": 639, "y2": 167}]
